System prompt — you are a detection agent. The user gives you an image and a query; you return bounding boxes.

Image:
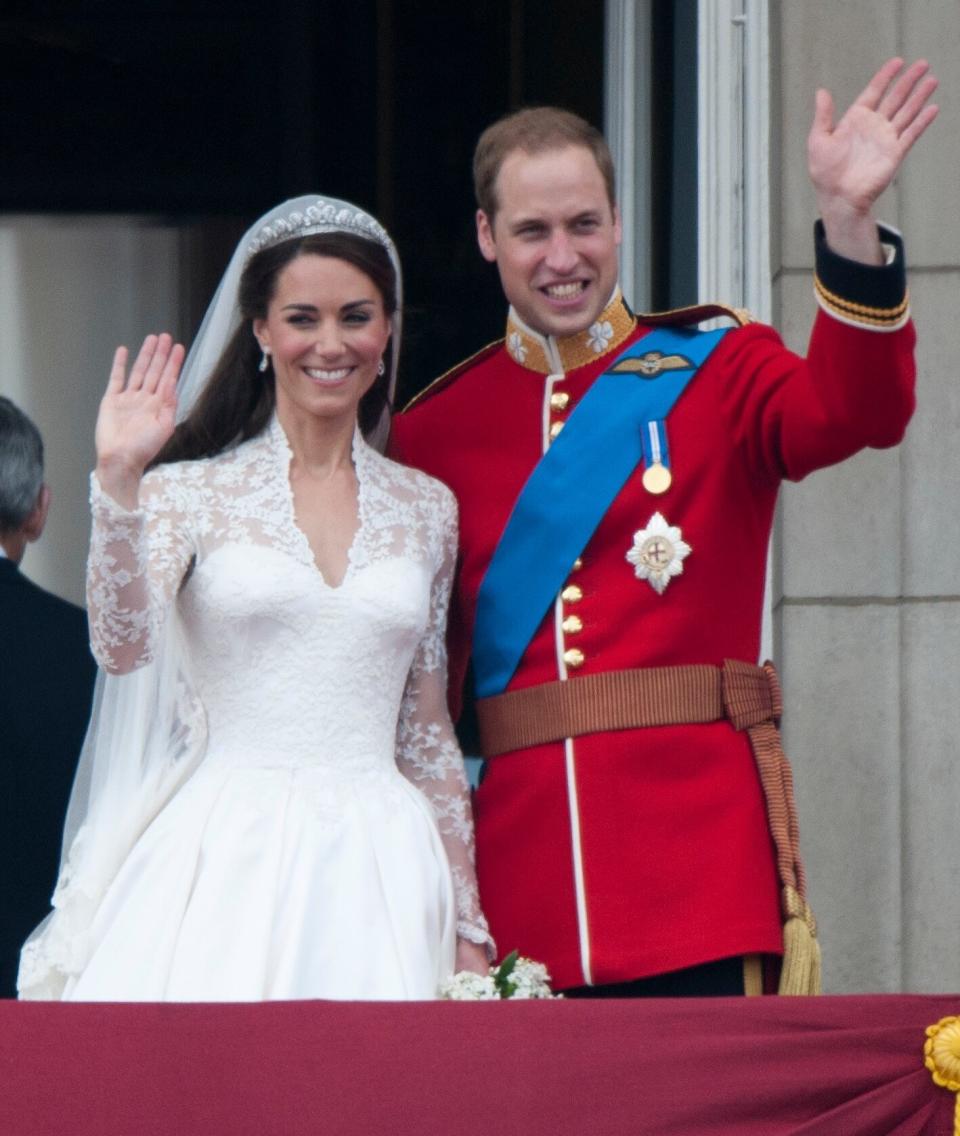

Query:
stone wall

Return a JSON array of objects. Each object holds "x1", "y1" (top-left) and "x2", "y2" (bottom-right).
[{"x1": 772, "y1": 0, "x2": 960, "y2": 992}]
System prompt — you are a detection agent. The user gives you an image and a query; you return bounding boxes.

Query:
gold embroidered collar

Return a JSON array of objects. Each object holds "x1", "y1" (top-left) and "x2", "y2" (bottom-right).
[{"x1": 504, "y1": 289, "x2": 637, "y2": 375}]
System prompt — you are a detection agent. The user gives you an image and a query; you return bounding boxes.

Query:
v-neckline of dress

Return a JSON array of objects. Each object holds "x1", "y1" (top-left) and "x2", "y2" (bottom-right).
[{"x1": 269, "y1": 415, "x2": 366, "y2": 590}]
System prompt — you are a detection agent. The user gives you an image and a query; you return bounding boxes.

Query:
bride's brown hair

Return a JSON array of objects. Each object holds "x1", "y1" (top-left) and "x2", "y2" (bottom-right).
[{"x1": 152, "y1": 232, "x2": 397, "y2": 468}]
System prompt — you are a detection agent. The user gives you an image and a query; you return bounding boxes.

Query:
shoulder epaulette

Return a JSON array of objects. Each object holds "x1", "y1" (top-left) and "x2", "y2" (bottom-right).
[
  {"x1": 400, "y1": 339, "x2": 504, "y2": 413},
  {"x1": 636, "y1": 302, "x2": 756, "y2": 328}
]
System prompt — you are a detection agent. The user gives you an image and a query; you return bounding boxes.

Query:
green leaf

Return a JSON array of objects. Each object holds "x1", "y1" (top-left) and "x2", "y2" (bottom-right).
[{"x1": 494, "y1": 949, "x2": 520, "y2": 998}]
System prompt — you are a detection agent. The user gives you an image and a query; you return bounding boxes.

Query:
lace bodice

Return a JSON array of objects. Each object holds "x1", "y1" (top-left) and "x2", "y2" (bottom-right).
[{"x1": 86, "y1": 417, "x2": 490, "y2": 947}]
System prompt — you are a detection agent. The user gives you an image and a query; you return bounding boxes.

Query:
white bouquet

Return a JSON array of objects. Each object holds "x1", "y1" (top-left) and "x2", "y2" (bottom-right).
[{"x1": 439, "y1": 950, "x2": 561, "y2": 1000}]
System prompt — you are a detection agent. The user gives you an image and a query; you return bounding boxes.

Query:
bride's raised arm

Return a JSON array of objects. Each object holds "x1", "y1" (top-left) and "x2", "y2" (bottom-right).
[{"x1": 87, "y1": 333, "x2": 195, "y2": 675}]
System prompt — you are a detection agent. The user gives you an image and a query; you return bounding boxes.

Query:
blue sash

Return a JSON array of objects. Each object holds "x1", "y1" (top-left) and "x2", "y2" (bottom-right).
[{"x1": 472, "y1": 325, "x2": 728, "y2": 698}]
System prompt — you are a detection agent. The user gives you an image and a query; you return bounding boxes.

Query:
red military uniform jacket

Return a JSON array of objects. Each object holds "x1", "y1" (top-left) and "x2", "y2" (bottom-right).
[{"x1": 390, "y1": 226, "x2": 915, "y2": 990}]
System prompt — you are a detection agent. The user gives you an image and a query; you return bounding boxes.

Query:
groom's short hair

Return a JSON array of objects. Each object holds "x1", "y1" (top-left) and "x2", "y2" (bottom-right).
[{"x1": 473, "y1": 106, "x2": 617, "y2": 223}]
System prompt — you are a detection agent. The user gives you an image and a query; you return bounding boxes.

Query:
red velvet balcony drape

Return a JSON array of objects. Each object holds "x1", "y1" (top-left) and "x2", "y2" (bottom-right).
[{"x1": 2, "y1": 994, "x2": 958, "y2": 1135}]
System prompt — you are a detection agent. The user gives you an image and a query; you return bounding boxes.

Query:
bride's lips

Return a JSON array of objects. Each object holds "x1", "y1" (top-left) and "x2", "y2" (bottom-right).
[{"x1": 303, "y1": 366, "x2": 353, "y2": 384}]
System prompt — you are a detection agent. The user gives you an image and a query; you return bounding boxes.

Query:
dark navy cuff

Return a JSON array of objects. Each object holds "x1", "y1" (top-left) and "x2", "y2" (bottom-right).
[{"x1": 813, "y1": 220, "x2": 909, "y2": 330}]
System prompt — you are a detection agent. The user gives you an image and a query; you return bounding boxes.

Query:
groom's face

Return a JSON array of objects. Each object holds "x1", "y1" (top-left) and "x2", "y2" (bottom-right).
[{"x1": 475, "y1": 145, "x2": 622, "y2": 340}]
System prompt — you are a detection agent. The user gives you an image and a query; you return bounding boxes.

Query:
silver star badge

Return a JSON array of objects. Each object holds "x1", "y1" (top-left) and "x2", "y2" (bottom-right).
[{"x1": 625, "y1": 512, "x2": 691, "y2": 595}]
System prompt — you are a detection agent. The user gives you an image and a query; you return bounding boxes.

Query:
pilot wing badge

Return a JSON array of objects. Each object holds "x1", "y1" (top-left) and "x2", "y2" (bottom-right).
[{"x1": 610, "y1": 351, "x2": 692, "y2": 377}]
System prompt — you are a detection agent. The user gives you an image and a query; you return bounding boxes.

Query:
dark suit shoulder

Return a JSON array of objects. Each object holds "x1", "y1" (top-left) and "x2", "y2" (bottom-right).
[
  {"x1": 0, "y1": 562, "x2": 94, "y2": 685},
  {"x1": 0, "y1": 561, "x2": 86, "y2": 627}
]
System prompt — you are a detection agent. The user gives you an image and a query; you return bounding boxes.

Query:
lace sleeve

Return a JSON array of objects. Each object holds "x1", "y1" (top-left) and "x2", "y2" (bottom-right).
[
  {"x1": 395, "y1": 487, "x2": 493, "y2": 953},
  {"x1": 86, "y1": 468, "x2": 196, "y2": 675}
]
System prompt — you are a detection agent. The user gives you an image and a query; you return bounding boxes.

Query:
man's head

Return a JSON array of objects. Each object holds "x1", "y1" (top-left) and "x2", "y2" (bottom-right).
[
  {"x1": 473, "y1": 107, "x2": 622, "y2": 339},
  {"x1": 0, "y1": 397, "x2": 49, "y2": 564}
]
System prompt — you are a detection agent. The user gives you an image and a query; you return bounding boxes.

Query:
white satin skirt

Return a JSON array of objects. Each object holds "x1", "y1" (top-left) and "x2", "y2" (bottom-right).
[{"x1": 62, "y1": 755, "x2": 457, "y2": 1002}]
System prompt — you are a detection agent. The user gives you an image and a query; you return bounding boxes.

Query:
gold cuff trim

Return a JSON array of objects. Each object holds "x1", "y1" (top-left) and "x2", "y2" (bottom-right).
[{"x1": 814, "y1": 275, "x2": 909, "y2": 327}]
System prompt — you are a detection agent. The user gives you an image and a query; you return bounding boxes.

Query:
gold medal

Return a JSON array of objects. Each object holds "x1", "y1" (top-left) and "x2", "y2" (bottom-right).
[{"x1": 642, "y1": 462, "x2": 672, "y2": 495}]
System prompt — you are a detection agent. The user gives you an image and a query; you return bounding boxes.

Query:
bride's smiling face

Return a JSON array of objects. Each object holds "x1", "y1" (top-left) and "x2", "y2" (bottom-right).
[{"x1": 254, "y1": 253, "x2": 391, "y2": 426}]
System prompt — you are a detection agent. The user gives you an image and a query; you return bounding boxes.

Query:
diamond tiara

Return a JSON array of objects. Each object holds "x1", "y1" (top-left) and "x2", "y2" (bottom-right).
[{"x1": 246, "y1": 199, "x2": 394, "y2": 259}]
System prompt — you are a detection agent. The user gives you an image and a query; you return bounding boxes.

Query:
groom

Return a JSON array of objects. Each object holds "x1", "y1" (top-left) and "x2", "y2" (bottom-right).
[{"x1": 391, "y1": 60, "x2": 938, "y2": 996}]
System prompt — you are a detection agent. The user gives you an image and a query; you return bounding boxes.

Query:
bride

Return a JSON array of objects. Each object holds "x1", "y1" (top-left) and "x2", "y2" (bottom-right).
[{"x1": 18, "y1": 196, "x2": 492, "y2": 1001}]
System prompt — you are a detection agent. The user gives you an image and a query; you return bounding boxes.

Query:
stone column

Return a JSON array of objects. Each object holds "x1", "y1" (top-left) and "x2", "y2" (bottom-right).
[{"x1": 772, "y1": 0, "x2": 960, "y2": 992}]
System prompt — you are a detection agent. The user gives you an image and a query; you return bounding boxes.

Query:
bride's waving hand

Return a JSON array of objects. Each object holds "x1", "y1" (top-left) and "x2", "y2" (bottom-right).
[{"x1": 95, "y1": 332, "x2": 184, "y2": 508}]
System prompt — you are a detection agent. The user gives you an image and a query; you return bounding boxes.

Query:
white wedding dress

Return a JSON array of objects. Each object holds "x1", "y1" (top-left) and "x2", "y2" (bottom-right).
[{"x1": 19, "y1": 416, "x2": 488, "y2": 1001}]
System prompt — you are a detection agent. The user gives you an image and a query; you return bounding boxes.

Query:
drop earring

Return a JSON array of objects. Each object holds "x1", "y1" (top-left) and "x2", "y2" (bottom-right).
[
  {"x1": 258, "y1": 346, "x2": 271, "y2": 373},
  {"x1": 377, "y1": 358, "x2": 385, "y2": 377}
]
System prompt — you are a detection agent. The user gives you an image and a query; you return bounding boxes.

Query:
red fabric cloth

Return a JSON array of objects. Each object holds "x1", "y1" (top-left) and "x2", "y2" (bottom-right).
[
  {"x1": 1, "y1": 994, "x2": 956, "y2": 1135},
  {"x1": 390, "y1": 310, "x2": 916, "y2": 989}
]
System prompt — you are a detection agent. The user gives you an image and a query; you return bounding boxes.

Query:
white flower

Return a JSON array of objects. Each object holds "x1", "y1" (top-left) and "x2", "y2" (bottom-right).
[
  {"x1": 439, "y1": 972, "x2": 499, "y2": 1000},
  {"x1": 438, "y1": 953, "x2": 561, "y2": 1000},
  {"x1": 625, "y1": 511, "x2": 691, "y2": 595},
  {"x1": 508, "y1": 331, "x2": 528, "y2": 363},
  {"x1": 587, "y1": 319, "x2": 614, "y2": 353},
  {"x1": 507, "y1": 958, "x2": 556, "y2": 999}
]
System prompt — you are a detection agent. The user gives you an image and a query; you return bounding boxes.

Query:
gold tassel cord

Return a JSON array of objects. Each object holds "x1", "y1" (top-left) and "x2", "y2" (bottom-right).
[
  {"x1": 925, "y1": 1016, "x2": 960, "y2": 1136},
  {"x1": 738, "y1": 703, "x2": 821, "y2": 992},
  {"x1": 777, "y1": 885, "x2": 822, "y2": 996}
]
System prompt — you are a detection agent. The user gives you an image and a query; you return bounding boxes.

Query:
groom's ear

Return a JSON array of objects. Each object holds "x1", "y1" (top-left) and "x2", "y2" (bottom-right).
[{"x1": 476, "y1": 209, "x2": 498, "y2": 264}]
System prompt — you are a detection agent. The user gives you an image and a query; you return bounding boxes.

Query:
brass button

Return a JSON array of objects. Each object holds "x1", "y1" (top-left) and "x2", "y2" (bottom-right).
[
  {"x1": 571, "y1": 557, "x2": 583, "y2": 571},
  {"x1": 563, "y1": 647, "x2": 585, "y2": 668},
  {"x1": 550, "y1": 391, "x2": 570, "y2": 411},
  {"x1": 562, "y1": 615, "x2": 583, "y2": 634},
  {"x1": 561, "y1": 584, "x2": 583, "y2": 603},
  {"x1": 549, "y1": 420, "x2": 565, "y2": 440}
]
